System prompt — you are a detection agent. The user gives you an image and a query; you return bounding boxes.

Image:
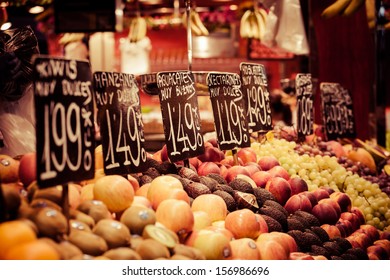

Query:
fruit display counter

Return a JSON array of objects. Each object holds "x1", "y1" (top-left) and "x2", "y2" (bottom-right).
[{"x1": 1, "y1": 130, "x2": 390, "y2": 261}]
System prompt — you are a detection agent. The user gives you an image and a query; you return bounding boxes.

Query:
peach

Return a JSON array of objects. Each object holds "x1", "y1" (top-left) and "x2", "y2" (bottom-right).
[
  {"x1": 197, "y1": 162, "x2": 221, "y2": 176},
  {"x1": 288, "y1": 177, "x2": 308, "y2": 195},
  {"x1": 265, "y1": 177, "x2": 292, "y2": 205},
  {"x1": 321, "y1": 224, "x2": 342, "y2": 239},
  {"x1": 339, "y1": 212, "x2": 361, "y2": 232},
  {"x1": 312, "y1": 188, "x2": 330, "y2": 202},
  {"x1": 191, "y1": 194, "x2": 228, "y2": 222},
  {"x1": 312, "y1": 202, "x2": 340, "y2": 225},
  {"x1": 330, "y1": 192, "x2": 352, "y2": 213},
  {"x1": 251, "y1": 170, "x2": 272, "y2": 188},
  {"x1": 244, "y1": 162, "x2": 261, "y2": 176},
  {"x1": 224, "y1": 165, "x2": 251, "y2": 183},
  {"x1": 257, "y1": 156, "x2": 280, "y2": 171},
  {"x1": 301, "y1": 191, "x2": 318, "y2": 207},
  {"x1": 224, "y1": 209, "x2": 263, "y2": 239},
  {"x1": 229, "y1": 238, "x2": 260, "y2": 260},
  {"x1": 190, "y1": 229, "x2": 232, "y2": 260},
  {"x1": 284, "y1": 193, "x2": 313, "y2": 214},
  {"x1": 268, "y1": 165, "x2": 290, "y2": 181},
  {"x1": 236, "y1": 147, "x2": 257, "y2": 164},
  {"x1": 17, "y1": 152, "x2": 36, "y2": 186}
]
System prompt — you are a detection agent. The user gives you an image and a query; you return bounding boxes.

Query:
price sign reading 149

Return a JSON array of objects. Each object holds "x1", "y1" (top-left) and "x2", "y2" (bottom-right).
[
  {"x1": 296, "y1": 73, "x2": 314, "y2": 138},
  {"x1": 240, "y1": 62, "x2": 272, "y2": 133},
  {"x1": 94, "y1": 72, "x2": 147, "y2": 175},
  {"x1": 33, "y1": 56, "x2": 95, "y2": 188},
  {"x1": 207, "y1": 72, "x2": 251, "y2": 151},
  {"x1": 157, "y1": 71, "x2": 204, "y2": 163}
]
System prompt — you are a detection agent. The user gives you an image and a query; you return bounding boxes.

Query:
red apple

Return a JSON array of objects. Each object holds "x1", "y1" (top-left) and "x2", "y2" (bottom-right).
[
  {"x1": 268, "y1": 165, "x2": 290, "y2": 181},
  {"x1": 288, "y1": 177, "x2": 308, "y2": 195},
  {"x1": 330, "y1": 192, "x2": 352, "y2": 213},
  {"x1": 284, "y1": 193, "x2": 313, "y2": 214},
  {"x1": 251, "y1": 171, "x2": 272, "y2": 188},
  {"x1": 265, "y1": 177, "x2": 292, "y2": 205},
  {"x1": 312, "y1": 188, "x2": 330, "y2": 202},
  {"x1": 257, "y1": 156, "x2": 280, "y2": 171},
  {"x1": 224, "y1": 165, "x2": 251, "y2": 183},
  {"x1": 17, "y1": 152, "x2": 36, "y2": 187},
  {"x1": 312, "y1": 201, "x2": 340, "y2": 225},
  {"x1": 237, "y1": 147, "x2": 257, "y2": 164},
  {"x1": 197, "y1": 162, "x2": 221, "y2": 176}
]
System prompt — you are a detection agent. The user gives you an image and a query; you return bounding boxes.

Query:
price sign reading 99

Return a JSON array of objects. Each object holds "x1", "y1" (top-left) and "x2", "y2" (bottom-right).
[
  {"x1": 33, "y1": 57, "x2": 95, "y2": 188},
  {"x1": 320, "y1": 82, "x2": 356, "y2": 140},
  {"x1": 240, "y1": 62, "x2": 272, "y2": 133},
  {"x1": 157, "y1": 71, "x2": 204, "y2": 163},
  {"x1": 207, "y1": 72, "x2": 251, "y2": 151},
  {"x1": 295, "y1": 73, "x2": 314, "y2": 138},
  {"x1": 94, "y1": 72, "x2": 147, "y2": 175}
]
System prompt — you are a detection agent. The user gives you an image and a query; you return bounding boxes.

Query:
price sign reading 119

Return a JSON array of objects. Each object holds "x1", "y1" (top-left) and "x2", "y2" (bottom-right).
[
  {"x1": 33, "y1": 56, "x2": 95, "y2": 188},
  {"x1": 296, "y1": 73, "x2": 314, "y2": 139}
]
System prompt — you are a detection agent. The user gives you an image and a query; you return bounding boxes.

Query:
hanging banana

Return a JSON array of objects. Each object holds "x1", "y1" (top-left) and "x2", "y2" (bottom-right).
[
  {"x1": 240, "y1": 8, "x2": 267, "y2": 40},
  {"x1": 183, "y1": 10, "x2": 209, "y2": 36}
]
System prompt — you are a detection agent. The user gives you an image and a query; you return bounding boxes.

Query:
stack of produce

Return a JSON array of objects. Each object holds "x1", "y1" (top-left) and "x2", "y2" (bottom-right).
[{"x1": 0, "y1": 131, "x2": 390, "y2": 260}]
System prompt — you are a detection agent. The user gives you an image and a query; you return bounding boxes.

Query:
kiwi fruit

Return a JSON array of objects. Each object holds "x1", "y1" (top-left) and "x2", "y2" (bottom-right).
[
  {"x1": 252, "y1": 189, "x2": 277, "y2": 207},
  {"x1": 170, "y1": 254, "x2": 192, "y2": 260},
  {"x1": 68, "y1": 230, "x2": 108, "y2": 256},
  {"x1": 142, "y1": 224, "x2": 177, "y2": 248},
  {"x1": 229, "y1": 178, "x2": 254, "y2": 194},
  {"x1": 136, "y1": 238, "x2": 171, "y2": 260},
  {"x1": 30, "y1": 198, "x2": 62, "y2": 212},
  {"x1": 129, "y1": 235, "x2": 144, "y2": 250},
  {"x1": 69, "y1": 209, "x2": 95, "y2": 228},
  {"x1": 258, "y1": 205, "x2": 287, "y2": 231},
  {"x1": 262, "y1": 214, "x2": 283, "y2": 232},
  {"x1": 213, "y1": 190, "x2": 237, "y2": 212},
  {"x1": 1, "y1": 183, "x2": 21, "y2": 219},
  {"x1": 120, "y1": 205, "x2": 156, "y2": 236},
  {"x1": 77, "y1": 200, "x2": 112, "y2": 223},
  {"x1": 183, "y1": 181, "x2": 211, "y2": 199},
  {"x1": 69, "y1": 219, "x2": 92, "y2": 233},
  {"x1": 206, "y1": 173, "x2": 227, "y2": 185},
  {"x1": 103, "y1": 247, "x2": 142, "y2": 260},
  {"x1": 32, "y1": 186, "x2": 63, "y2": 205},
  {"x1": 31, "y1": 206, "x2": 68, "y2": 239},
  {"x1": 26, "y1": 181, "x2": 39, "y2": 202},
  {"x1": 92, "y1": 219, "x2": 131, "y2": 249},
  {"x1": 56, "y1": 240, "x2": 84, "y2": 260}
]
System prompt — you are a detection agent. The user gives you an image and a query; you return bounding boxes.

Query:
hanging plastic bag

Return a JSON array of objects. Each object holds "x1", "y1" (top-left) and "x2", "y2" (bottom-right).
[
  {"x1": 275, "y1": 0, "x2": 309, "y2": 55},
  {"x1": 261, "y1": 2, "x2": 281, "y2": 49}
]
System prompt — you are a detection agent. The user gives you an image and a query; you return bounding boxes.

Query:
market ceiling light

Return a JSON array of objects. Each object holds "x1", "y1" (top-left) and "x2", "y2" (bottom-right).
[
  {"x1": 29, "y1": 5, "x2": 45, "y2": 14},
  {"x1": 1, "y1": 21, "x2": 11, "y2": 30}
]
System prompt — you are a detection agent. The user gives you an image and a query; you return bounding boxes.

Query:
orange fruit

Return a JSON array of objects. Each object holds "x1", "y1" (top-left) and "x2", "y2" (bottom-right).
[
  {"x1": 4, "y1": 239, "x2": 60, "y2": 260},
  {"x1": 0, "y1": 220, "x2": 37, "y2": 259}
]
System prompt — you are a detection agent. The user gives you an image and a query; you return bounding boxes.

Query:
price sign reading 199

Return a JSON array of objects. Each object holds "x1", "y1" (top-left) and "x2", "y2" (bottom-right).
[{"x1": 33, "y1": 57, "x2": 95, "y2": 188}]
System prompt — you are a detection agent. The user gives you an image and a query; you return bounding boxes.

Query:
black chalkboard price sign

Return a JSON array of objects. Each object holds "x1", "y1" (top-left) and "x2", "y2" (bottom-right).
[
  {"x1": 320, "y1": 82, "x2": 356, "y2": 140},
  {"x1": 207, "y1": 72, "x2": 251, "y2": 151},
  {"x1": 156, "y1": 71, "x2": 204, "y2": 162},
  {"x1": 295, "y1": 73, "x2": 314, "y2": 139},
  {"x1": 33, "y1": 56, "x2": 95, "y2": 188},
  {"x1": 93, "y1": 72, "x2": 148, "y2": 175},
  {"x1": 239, "y1": 62, "x2": 273, "y2": 133}
]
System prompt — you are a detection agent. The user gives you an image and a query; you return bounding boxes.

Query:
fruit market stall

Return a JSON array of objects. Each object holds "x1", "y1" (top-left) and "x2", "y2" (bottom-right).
[{"x1": 1, "y1": 0, "x2": 390, "y2": 262}]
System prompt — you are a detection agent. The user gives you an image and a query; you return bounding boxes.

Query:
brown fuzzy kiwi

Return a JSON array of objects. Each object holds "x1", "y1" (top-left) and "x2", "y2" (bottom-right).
[
  {"x1": 32, "y1": 186, "x2": 63, "y2": 205},
  {"x1": 69, "y1": 219, "x2": 92, "y2": 233},
  {"x1": 136, "y1": 238, "x2": 171, "y2": 260},
  {"x1": 53, "y1": 240, "x2": 84, "y2": 260},
  {"x1": 68, "y1": 230, "x2": 108, "y2": 256},
  {"x1": 69, "y1": 209, "x2": 95, "y2": 229},
  {"x1": 170, "y1": 254, "x2": 192, "y2": 260},
  {"x1": 171, "y1": 244, "x2": 206, "y2": 260},
  {"x1": 120, "y1": 205, "x2": 156, "y2": 236},
  {"x1": 31, "y1": 207, "x2": 68, "y2": 239},
  {"x1": 103, "y1": 247, "x2": 142, "y2": 260},
  {"x1": 30, "y1": 198, "x2": 62, "y2": 212},
  {"x1": 26, "y1": 181, "x2": 39, "y2": 202},
  {"x1": 1, "y1": 183, "x2": 21, "y2": 219},
  {"x1": 142, "y1": 224, "x2": 177, "y2": 249},
  {"x1": 77, "y1": 200, "x2": 112, "y2": 223},
  {"x1": 129, "y1": 235, "x2": 144, "y2": 250},
  {"x1": 92, "y1": 219, "x2": 131, "y2": 249}
]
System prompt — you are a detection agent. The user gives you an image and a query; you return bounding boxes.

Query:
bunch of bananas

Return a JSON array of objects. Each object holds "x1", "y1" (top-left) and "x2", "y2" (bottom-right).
[
  {"x1": 239, "y1": 9, "x2": 267, "y2": 40},
  {"x1": 128, "y1": 16, "x2": 148, "y2": 43},
  {"x1": 182, "y1": 10, "x2": 209, "y2": 36},
  {"x1": 321, "y1": 0, "x2": 365, "y2": 18}
]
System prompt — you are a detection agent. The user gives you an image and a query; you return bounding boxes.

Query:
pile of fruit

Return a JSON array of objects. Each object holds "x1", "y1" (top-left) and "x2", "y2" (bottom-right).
[{"x1": 1, "y1": 131, "x2": 390, "y2": 260}]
